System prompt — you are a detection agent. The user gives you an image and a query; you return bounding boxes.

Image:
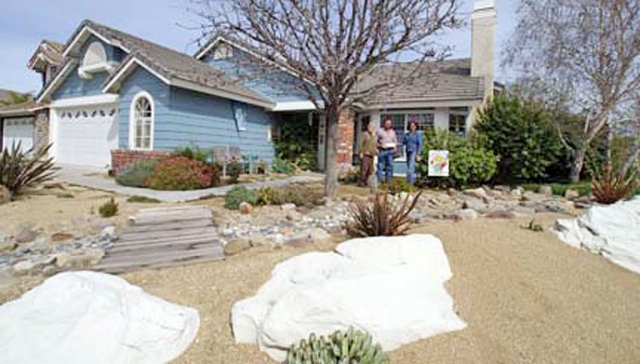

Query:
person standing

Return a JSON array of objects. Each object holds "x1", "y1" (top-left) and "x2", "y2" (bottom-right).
[
  {"x1": 377, "y1": 117, "x2": 398, "y2": 184},
  {"x1": 404, "y1": 121, "x2": 423, "y2": 185},
  {"x1": 357, "y1": 123, "x2": 378, "y2": 187}
]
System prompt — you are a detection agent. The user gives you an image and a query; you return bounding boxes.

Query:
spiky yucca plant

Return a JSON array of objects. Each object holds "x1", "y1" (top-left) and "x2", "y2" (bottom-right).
[
  {"x1": 0, "y1": 142, "x2": 58, "y2": 196},
  {"x1": 345, "y1": 190, "x2": 422, "y2": 237},
  {"x1": 592, "y1": 161, "x2": 637, "y2": 205},
  {"x1": 286, "y1": 327, "x2": 390, "y2": 364}
]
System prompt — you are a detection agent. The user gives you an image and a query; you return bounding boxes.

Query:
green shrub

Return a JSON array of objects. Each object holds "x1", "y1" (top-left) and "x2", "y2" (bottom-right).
[
  {"x1": 225, "y1": 186, "x2": 259, "y2": 209},
  {"x1": 272, "y1": 157, "x2": 295, "y2": 175},
  {"x1": 381, "y1": 178, "x2": 417, "y2": 195},
  {"x1": 274, "y1": 121, "x2": 319, "y2": 171},
  {"x1": 146, "y1": 157, "x2": 218, "y2": 191},
  {"x1": 171, "y1": 144, "x2": 210, "y2": 163},
  {"x1": 227, "y1": 162, "x2": 243, "y2": 183},
  {"x1": 98, "y1": 197, "x2": 119, "y2": 218},
  {"x1": 115, "y1": 159, "x2": 159, "y2": 187},
  {"x1": 475, "y1": 95, "x2": 562, "y2": 182},
  {"x1": 127, "y1": 195, "x2": 161, "y2": 203},
  {"x1": 256, "y1": 159, "x2": 268, "y2": 174},
  {"x1": 0, "y1": 142, "x2": 58, "y2": 196},
  {"x1": 521, "y1": 181, "x2": 592, "y2": 197},
  {"x1": 418, "y1": 129, "x2": 497, "y2": 188},
  {"x1": 286, "y1": 327, "x2": 390, "y2": 364},
  {"x1": 256, "y1": 185, "x2": 324, "y2": 207}
]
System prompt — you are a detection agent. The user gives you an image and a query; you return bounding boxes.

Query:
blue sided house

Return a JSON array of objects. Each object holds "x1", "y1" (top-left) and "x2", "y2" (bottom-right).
[{"x1": 22, "y1": 1, "x2": 497, "y2": 174}]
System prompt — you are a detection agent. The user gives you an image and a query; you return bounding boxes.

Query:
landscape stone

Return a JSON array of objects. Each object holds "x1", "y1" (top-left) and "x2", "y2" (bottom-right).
[
  {"x1": 99, "y1": 226, "x2": 117, "y2": 243},
  {"x1": 453, "y1": 209, "x2": 478, "y2": 221},
  {"x1": 15, "y1": 222, "x2": 38, "y2": 244},
  {"x1": 0, "y1": 233, "x2": 16, "y2": 252},
  {"x1": 463, "y1": 187, "x2": 488, "y2": 201},
  {"x1": 522, "y1": 191, "x2": 545, "y2": 202},
  {"x1": 224, "y1": 239, "x2": 252, "y2": 256},
  {"x1": 238, "y1": 202, "x2": 253, "y2": 215},
  {"x1": 231, "y1": 235, "x2": 466, "y2": 362},
  {"x1": 280, "y1": 203, "x2": 297, "y2": 211},
  {"x1": 461, "y1": 196, "x2": 486, "y2": 212},
  {"x1": 12, "y1": 260, "x2": 39, "y2": 276},
  {"x1": 55, "y1": 248, "x2": 105, "y2": 270},
  {"x1": 565, "y1": 189, "x2": 580, "y2": 199},
  {"x1": 539, "y1": 185, "x2": 553, "y2": 197},
  {"x1": 51, "y1": 232, "x2": 74, "y2": 242}
]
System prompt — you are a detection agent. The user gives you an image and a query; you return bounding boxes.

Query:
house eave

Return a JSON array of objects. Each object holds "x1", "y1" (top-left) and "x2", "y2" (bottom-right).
[{"x1": 361, "y1": 97, "x2": 484, "y2": 110}]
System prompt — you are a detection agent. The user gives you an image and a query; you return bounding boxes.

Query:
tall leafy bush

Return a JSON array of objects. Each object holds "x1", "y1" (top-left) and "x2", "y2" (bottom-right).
[
  {"x1": 146, "y1": 157, "x2": 219, "y2": 190},
  {"x1": 417, "y1": 130, "x2": 497, "y2": 188},
  {"x1": 475, "y1": 95, "x2": 562, "y2": 182},
  {"x1": 115, "y1": 159, "x2": 158, "y2": 187}
]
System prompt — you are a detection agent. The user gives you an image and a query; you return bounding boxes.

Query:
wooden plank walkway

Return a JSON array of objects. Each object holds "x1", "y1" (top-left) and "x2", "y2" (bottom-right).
[{"x1": 94, "y1": 206, "x2": 224, "y2": 273}]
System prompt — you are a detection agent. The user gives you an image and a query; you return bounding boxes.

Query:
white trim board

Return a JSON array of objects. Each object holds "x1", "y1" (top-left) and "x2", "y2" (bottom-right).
[
  {"x1": 63, "y1": 26, "x2": 130, "y2": 58},
  {"x1": 49, "y1": 94, "x2": 119, "y2": 108},
  {"x1": 272, "y1": 101, "x2": 322, "y2": 112}
]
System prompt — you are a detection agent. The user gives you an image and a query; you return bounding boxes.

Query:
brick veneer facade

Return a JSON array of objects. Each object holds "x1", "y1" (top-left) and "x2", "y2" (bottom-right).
[
  {"x1": 336, "y1": 108, "x2": 355, "y2": 171},
  {"x1": 111, "y1": 149, "x2": 169, "y2": 174}
]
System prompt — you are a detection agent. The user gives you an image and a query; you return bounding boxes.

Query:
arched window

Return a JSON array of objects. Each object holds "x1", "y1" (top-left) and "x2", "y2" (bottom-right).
[
  {"x1": 83, "y1": 42, "x2": 107, "y2": 68},
  {"x1": 129, "y1": 92, "x2": 154, "y2": 150}
]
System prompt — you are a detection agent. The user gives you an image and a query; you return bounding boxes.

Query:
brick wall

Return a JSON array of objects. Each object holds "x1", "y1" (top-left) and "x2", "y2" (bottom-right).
[
  {"x1": 111, "y1": 149, "x2": 168, "y2": 174},
  {"x1": 336, "y1": 108, "x2": 355, "y2": 169}
]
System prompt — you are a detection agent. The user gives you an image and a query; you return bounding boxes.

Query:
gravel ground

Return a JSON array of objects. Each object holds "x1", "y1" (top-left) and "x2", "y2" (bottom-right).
[
  {"x1": 2, "y1": 209, "x2": 639, "y2": 364},
  {"x1": 118, "y1": 213, "x2": 640, "y2": 364}
]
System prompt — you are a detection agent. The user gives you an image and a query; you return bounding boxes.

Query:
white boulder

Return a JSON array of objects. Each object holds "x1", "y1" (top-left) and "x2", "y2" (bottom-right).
[
  {"x1": 231, "y1": 234, "x2": 466, "y2": 362},
  {"x1": 554, "y1": 198, "x2": 640, "y2": 274},
  {"x1": 0, "y1": 271, "x2": 199, "y2": 364}
]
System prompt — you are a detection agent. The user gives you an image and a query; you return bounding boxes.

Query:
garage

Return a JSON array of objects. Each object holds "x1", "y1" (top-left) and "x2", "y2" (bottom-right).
[
  {"x1": 53, "y1": 105, "x2": 119, "y2": 168},
  {"x1": 2, "y1": 117, "x2": 35, "y2": 152}
]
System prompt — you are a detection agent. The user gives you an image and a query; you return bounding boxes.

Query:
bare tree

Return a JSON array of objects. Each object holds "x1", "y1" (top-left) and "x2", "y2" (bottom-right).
[
  {"x1": 189, "y1": 0, "x2": 460, "y2": 197},
  {"x1": 505, "y1": 0, "x2": 640, "y2": 182}
]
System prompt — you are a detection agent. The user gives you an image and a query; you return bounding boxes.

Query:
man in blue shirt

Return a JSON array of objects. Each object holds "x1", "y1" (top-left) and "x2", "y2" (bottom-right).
[{"x1": 404, "y1": 121, "x2": 423, "y2": 184}]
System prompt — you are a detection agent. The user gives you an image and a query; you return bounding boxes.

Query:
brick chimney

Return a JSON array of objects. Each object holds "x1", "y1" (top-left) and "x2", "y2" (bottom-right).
[{"x1": 471, "y1": 0, "x2": 497, "y2": 100}]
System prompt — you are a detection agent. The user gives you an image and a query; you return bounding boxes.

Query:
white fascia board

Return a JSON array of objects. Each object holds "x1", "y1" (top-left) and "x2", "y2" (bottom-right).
[
  {"x1": 49, "y1": 94, "x2": 119, "y2": 109},
  {"x1": 362, "y1": 98, "x2": 484, "y2": 110},
  {"x1": 172, "y1": 79, "x2": 275, "y2": 109},
  {"x1": 272, "y1": 101, "x2": 322, "y2": 112},
  {"x1": 36, "y1": 62, "x2": 75, "y2": 103},
  {"x1": 102, "y1": 58, "x2": 171, "y2": 93},
  {"x1": 63, "y1": 26, "x2": 130, "y2": 58}
]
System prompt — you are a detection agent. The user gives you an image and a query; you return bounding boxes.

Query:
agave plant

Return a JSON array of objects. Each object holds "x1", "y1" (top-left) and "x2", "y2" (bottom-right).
[
  {"x1": 286, "y1": 327, "x2": 390, "y2": 364},
  {"x1": 592, "y1": 161, "x2": 637, "y2": 205},
  {"x1": 345, "y1": 190, "x2": 423, "y2": 237},
  {"x1": 0, "y1": 142, "x2": 58, "y2": 196}
]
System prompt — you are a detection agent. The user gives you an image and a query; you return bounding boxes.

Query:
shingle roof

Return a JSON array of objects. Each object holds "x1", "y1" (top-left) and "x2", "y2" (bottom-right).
[
  {"x1": 39, "y1": 20, "x2": 273, "y2": 106},
  {"x1": 0, "y1": 101, "x2": 44, "y2": 117},
  {"x1": 85, "y1": 21, "x2": 272, "y2": 105},
  {"x1": 356, "y1": 60, "x2": 484, "y2": 105}
]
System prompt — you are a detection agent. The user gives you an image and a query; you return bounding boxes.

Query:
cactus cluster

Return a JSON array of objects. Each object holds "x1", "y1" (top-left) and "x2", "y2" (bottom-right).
[{"x1": 285, "y1": 327, "x2": 390, "y2": 364}]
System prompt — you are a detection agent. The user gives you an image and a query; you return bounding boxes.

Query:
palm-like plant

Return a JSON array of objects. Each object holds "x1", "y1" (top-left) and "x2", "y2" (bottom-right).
[
  {"x1": 345, "y1": 190, "x2": 423, "y2": 237},
  {"x1": 0, "y1": 142, "x2": 59, "y2": 196},
  {"x1": 592, "y1": 161, "x2": 637, "y2": 204}
]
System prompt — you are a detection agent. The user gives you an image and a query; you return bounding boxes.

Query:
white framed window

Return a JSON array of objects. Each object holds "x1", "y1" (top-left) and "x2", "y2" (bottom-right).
[
  {"x1": 449, "y1": 114, "x2": 467, "y2": 137},
  {"x1": 129, "y1": 91, "x2": 154, "y2": 150},
  {"x1": 83, "y1": 42, "x2": 107, "y2": 67}
]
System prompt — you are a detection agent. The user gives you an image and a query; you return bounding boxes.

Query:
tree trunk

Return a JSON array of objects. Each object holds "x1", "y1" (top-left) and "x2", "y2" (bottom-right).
[
  {"x1": 323, "y1": 107, "x2": 340, "y2": 198},
  {"x1": 570, "y1": 146, "x2": 587, "y2": 183}
]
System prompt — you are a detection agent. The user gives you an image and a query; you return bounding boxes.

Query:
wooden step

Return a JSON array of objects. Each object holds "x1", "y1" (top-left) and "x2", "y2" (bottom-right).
[
  {"x1": 95, "y1": 246, "x2": 224, "y2": 272},
  {"x1": 108, "y1": 238, "x2": 221, "y2": 255},
  {"x1": 119, "y1": 226, "x2": 218, "y2": 243},
  {"x1": 124, "y1": 219, "x2": 213, "y2": 234}
]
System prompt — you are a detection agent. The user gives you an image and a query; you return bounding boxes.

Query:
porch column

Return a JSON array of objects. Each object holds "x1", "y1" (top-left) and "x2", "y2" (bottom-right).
[{"x1": 336, "y1": 108, "x2": 355, "y2": 172}]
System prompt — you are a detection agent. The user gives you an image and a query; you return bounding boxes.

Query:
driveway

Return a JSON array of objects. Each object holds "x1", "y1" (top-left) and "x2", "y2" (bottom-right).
[{"x1": 54, "y1": 164, "x2": 323, "y2": 203}]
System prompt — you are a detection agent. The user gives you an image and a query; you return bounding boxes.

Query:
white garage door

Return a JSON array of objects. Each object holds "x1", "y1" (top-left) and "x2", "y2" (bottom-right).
[
  {"x1": 56, "y1": 105, "x2": 119, "y2": 168},
  {"x1": 2, "y1": 117, "x2": 34, "y2": 152}
]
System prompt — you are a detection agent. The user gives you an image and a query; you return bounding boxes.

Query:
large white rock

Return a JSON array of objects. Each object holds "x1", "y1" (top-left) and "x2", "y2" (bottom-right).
[
  {"x1": 0, "y1": 271, "x2": 199, "y2": 364},
  {"x1": 232, "y1": 234, "x2": 466, "y2": 361},
  {"x1": 554, "y1": 197, "x2": 640, "y2": 274}
]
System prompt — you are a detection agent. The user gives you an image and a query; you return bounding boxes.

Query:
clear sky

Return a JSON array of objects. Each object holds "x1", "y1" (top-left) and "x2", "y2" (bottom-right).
[{"x1": 0, "y1": 0, "x2": 518, "y2": 94}]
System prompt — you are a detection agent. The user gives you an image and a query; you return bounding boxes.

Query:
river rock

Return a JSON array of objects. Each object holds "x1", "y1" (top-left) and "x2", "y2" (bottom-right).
[
  {"x1": 55, "y1": 248, "x2": 105, "y2": 270},
  {"x1": 15, "y1": 222, "x2": 38, "y2": 244},
  {"x1": 453, "y1": 209, "x2": 478, "y2": 221},
  {"x1": 224, "y1": 239, "x2": 252, "y2": 256},
  {"x1": 463, "y1": 188, "x2": 488, "y2": 201},
  {"x1": 539, "y1": 185, "x2": 553, "y2": 197},
  {"x1": 565, "y1": 189, "x2": 580, "y2": 199},
  {"x1": 239, "y1": 202, "x2": 253, "y2": 215}
]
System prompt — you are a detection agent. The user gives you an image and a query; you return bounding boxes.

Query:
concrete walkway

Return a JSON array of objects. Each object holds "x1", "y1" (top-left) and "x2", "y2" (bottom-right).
[{"x1": 54, "y1": 164, "x2": 324, "y2": 202}]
